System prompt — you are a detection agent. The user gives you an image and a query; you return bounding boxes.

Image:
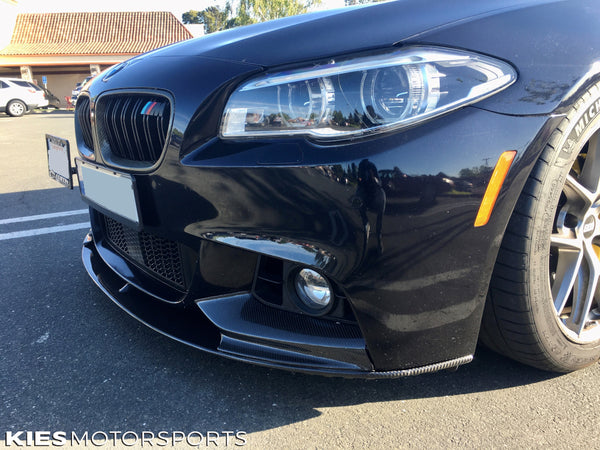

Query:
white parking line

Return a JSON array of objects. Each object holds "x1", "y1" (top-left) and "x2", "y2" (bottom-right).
[
  {"x1": 0, "y1": 209, "x2": 88, "y2": 225},
  {"x1": 0, "y1": 222, "x2": 90, "y2": 241}
]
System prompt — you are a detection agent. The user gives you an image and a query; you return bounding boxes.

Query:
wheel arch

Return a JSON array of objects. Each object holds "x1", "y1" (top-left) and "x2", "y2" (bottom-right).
[
  {"x1": 479, "y1": 80, "x2": 600, "y2": 371},
  {"x1": 6, "y1": 98, "x2": 29, "y2": 109},
  {"x1": 554, "y1": 65, "x2": 600, "y2": 116}
]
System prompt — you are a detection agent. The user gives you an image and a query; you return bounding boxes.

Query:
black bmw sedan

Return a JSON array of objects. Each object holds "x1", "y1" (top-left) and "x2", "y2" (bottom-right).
[{"x1": 67, "y1": 0, "x2": 600, "y2": 377}]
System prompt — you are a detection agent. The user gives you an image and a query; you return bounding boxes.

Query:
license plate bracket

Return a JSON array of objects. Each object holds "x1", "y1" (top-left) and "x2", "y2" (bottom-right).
[{"x1": 46, "y1": 134, "x2": 74, "y2": 189}]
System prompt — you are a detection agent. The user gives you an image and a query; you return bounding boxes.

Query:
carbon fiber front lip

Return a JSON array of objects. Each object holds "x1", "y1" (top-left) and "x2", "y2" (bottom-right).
[
  {"x1": 82, "y1": 232, "x2": 473, "y2": 378},
  {"x1": 361, "y1": 355, "x2": 474, "y2": 379}
]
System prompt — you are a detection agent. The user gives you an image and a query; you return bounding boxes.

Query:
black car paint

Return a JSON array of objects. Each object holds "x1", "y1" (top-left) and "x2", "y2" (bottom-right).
[{"x1": 77, "y1": 0, "x2": 600, "y2": 375}]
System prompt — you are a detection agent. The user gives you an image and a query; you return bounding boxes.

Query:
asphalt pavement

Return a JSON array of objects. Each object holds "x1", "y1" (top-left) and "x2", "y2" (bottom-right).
[{"x1": 1, "y1": 111, "x2": 599, "y2": 449}]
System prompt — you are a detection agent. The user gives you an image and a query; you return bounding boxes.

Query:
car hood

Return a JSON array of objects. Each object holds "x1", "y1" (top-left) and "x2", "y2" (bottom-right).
[
  {"x1": 142, "y1": 0, "x2": 555, "y2": 67},
  {"x1": 93, "y1": 0, "x2": 590, "y2": 116}
]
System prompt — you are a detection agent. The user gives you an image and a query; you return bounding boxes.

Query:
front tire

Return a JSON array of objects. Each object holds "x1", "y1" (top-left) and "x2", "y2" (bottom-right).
[
  {"x1": 7, "y1": 100, "x2": 26, "y2": 117},
  {"x1": 481, "y1": 82, "x2": 600, "y2": 372}
]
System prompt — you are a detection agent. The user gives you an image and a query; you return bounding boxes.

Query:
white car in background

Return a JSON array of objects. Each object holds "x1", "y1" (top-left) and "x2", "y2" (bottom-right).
[{"x1": 0, "y1": 77, "x2": 48, "y2": 117}]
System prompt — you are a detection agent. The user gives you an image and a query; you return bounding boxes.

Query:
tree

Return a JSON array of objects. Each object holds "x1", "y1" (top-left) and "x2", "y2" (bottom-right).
[
  {"x1": 181, "y1": 10, "x2": 201, "y2": 24},
  {"x1": 182, "y1": 0, "x2": 321, "y2": 34},
  {"x1": 182, "y1": 5, "x2": 233, "y2": 34},
  {"x1": 248, "y1": 0, "x2": 319, "y2": 23},
  {"x1": 344, "y1": 0, "x2": 385, "y2": 5}
]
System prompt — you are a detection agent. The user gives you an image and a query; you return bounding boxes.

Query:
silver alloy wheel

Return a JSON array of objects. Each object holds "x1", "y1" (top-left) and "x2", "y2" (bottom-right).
[
  {"x1": 550, "y1": 128, "x2": 600, "y2": 344},
  {"x1": 8, "y1": 101, "x2": 25, "y2": 116}
]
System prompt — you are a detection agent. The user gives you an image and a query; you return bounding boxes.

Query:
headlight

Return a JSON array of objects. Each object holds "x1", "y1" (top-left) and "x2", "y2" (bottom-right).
[{"x1": 221, "y1": 46, "x2": 516, "y2": 140}]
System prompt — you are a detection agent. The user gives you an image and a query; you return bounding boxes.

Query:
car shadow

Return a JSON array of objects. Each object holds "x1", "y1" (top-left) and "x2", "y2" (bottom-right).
[{"x1": 54, "y1": 294, "x2": 562, "y2": 434}]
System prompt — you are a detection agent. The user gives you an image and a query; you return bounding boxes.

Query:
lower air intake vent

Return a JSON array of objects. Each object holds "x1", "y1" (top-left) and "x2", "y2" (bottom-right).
[{"x1": 102, "y1": 214, "x2": 185, "y2": 289}]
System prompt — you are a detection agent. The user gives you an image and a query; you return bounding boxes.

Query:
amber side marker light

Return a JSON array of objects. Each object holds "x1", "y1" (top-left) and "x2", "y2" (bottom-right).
[{"x1": 474, "y1": 150, "x2": 517, "y2": 227}]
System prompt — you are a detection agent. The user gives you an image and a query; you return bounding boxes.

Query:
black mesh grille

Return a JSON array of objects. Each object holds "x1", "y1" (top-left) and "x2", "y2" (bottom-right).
[
  {"x1": 96, "y1": 93, "x2": 170, "y2": 165},
  {"x1": 76, "y1": 96, "x2": 94, "y2": 150},
  {"x1": 102, "y1": 214, "x2": 185, "y2": 288}
]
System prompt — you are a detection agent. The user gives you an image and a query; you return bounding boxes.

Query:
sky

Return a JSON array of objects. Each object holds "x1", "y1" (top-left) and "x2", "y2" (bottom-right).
[{"x1": 0, "y1": 0, "x2": 346, "y2": 48}]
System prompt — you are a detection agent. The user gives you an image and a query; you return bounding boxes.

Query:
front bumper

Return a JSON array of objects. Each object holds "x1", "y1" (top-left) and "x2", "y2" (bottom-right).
[{"x1": 83, "y1": 231, "x2": 473, "y2": 377}]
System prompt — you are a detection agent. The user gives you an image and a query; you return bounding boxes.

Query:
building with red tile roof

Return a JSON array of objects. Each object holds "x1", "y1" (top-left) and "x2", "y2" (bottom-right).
[{"x1": 0, "y1": 11, "x2": 192, "y2": 106}]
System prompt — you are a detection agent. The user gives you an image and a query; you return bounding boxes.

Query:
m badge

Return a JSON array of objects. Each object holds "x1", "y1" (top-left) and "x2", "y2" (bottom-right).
[{"x1": 140, "y1": 101, "x2": 166, "y2": 117}]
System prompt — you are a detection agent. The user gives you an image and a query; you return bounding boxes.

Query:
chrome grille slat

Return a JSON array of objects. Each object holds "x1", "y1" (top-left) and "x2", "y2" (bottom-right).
[
  {"x1": 158, "y1": 113, "x2": 165, "y2": 148},
  {"x1": 142, "y1": 108, "x2": 152, "y2": 160},
  {"x1": 119, "y1": 97, "x2": 132, "y2": 160},
  {"x1": 131, "y1": 98, "x2": 144, "y2": 161}
]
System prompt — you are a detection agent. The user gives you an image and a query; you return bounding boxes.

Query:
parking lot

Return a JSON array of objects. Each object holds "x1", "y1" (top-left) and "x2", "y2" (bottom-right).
[{"x1": 1, "y1": 111, "x2": 600, "y2": 448}]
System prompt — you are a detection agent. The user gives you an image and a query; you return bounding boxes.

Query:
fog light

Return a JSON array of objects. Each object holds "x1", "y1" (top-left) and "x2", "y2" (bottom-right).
[{"x1": 295, "y1": 268, "x2": 332, "y2": 313}]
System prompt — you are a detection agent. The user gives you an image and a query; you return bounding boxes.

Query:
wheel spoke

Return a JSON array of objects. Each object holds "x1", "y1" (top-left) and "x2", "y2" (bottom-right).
[
  {"x1": 565, "y1": 174, "x2": 596, "y2": 205},
  {"x1": 550, "y1": 234, "x2": 582, "y2": 251},
  {"x1": 552, "y1": 244, "x2": 583, "y2": 314},
  {"x1": 569, "y1": 242, "x2": 600, "y2": 336},
  {"x1": 579, "y1": 130, "x2": 600, "y2": 196}
]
